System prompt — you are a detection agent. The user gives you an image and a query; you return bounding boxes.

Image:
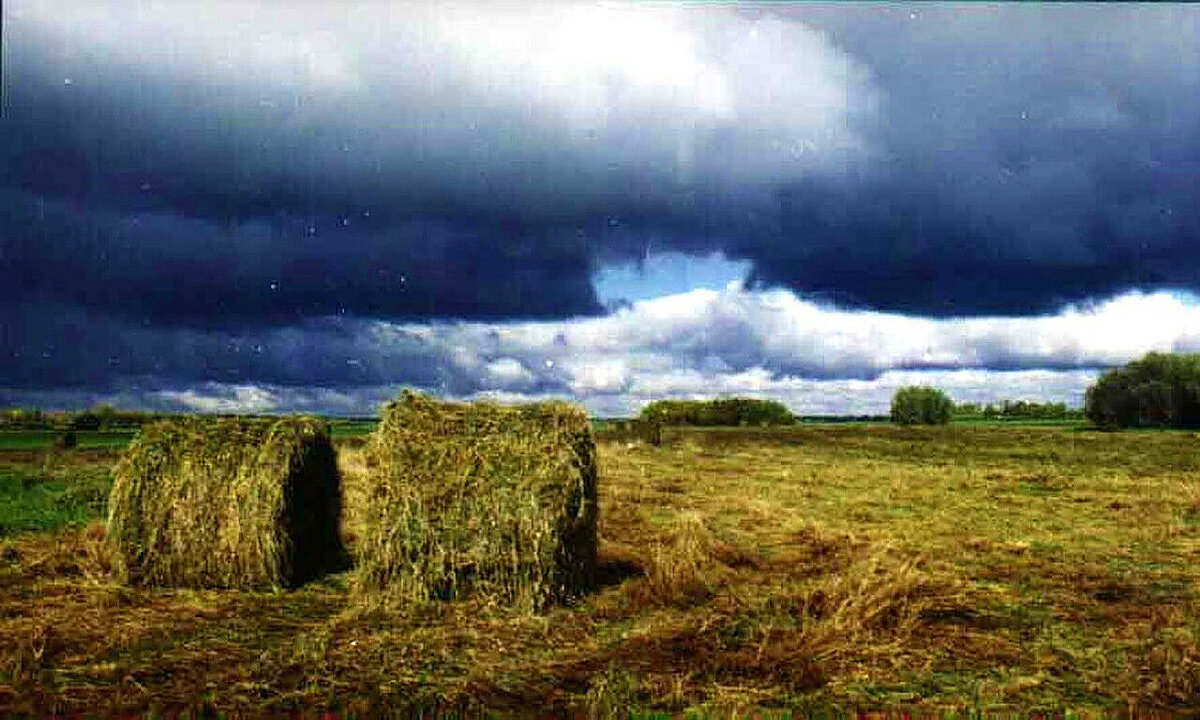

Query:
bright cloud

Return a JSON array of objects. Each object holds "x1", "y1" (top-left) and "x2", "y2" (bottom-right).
[
  {"x1": 369, "y1": 286, "x2": 1200, "y2": 395},
  {"x1": 156, "y1": 384, "x2": 280, "y2": 414},
  {"x1": 6, "y1": 286, "x2": 1197, "y2": 416}
]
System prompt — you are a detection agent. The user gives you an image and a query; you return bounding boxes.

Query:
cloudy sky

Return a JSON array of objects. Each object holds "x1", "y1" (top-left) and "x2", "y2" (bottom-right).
[{"x1": 4, "y1": 2, "x2": 1200, "y2": 416}]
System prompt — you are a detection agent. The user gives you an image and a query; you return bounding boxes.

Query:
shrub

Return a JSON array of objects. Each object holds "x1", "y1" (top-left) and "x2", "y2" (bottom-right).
[
  {"x1": 106, "y1": 416, "x2": 345, "y2": 589},
  {"x1": 638, "y1": 397, "x2": 794, "y2": 427},
  {"x1": 1085, "y1": 352, "x2": 1200, "y2": 429},
  {"x1": 890, "y1": 386, "x2": 953, "y2": 425},
  {"x1": 352, "y1": 391, "x2": 598, "y2": 613}
]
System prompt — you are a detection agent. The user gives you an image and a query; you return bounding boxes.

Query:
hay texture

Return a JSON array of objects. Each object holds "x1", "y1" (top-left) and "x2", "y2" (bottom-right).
[
  {"x1": 106, "y1": 416, "x2": 345, "y2": 590},
  {"x1": 353, "y1": 391, "x2": 598, "y2": 612}
]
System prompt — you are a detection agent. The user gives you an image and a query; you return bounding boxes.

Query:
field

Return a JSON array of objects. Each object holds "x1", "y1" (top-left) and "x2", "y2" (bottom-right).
[{"x1": 3, "y1": 423, "x2": 1200, "y2": 715}]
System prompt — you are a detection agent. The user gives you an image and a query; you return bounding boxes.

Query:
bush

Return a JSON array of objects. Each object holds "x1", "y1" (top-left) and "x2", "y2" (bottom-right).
[
  {"x1": 639, "y1": 397, "x2": 795, "y2": 427},
  {"x1": 1085, "y1": 352, "x2": 1200, "y2": 429},
  {"x1": 890, "y1": 387, "x2": 953, "y2": 425}
]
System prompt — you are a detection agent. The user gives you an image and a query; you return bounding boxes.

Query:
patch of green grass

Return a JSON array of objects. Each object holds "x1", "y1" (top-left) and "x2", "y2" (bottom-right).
[
  {"x1": 327, "y1": 420, "x2": 378, "y2": 440},
  {"x1": 0, "y1": 462, "x2": 111, "y2": 535},
  {"x1": 0, "y1": 430, "x2": 59, "y2": 450},
  {"x1": 0, "y1": 429, "x2": 137, "y2": 451}
]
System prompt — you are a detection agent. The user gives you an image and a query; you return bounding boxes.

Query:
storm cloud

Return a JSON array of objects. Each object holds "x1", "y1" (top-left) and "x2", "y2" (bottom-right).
[{"x1": 4, "y1": 2, "x2": 1200, "y2": 413}]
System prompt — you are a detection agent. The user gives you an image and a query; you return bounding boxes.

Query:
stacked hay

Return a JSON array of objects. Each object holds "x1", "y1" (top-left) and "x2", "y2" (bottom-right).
[
  {"x1": 353, "y1": 391, "x2": 598, "y2": 612},
  {"x1": 106, "y1": 416, "x2": 345, "y2": 590}
]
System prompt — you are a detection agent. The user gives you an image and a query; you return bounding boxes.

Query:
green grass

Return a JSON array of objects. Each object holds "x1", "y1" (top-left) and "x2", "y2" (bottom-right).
[
  {"x1": 0, "y1": 429, "x2": 138, "y2": 451},
  {"x1": 0, "y1": 460, "x2": 112, "y2": 535},
  {"x1": 327, "y1": 419, "x2": 378, "y2": 440},
  {"x1": 1, "y1": 423, "x2": 379, "y2": 449},
  {"x1": 950, "y1": 418, "x2": 1086, "y2": 428}
]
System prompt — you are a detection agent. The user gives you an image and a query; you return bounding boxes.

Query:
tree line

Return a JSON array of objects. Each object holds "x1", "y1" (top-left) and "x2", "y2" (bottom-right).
[
  {"x1": 638, "y1": 397, "x2": 796, "y2": 427},
  {"x1": 1084, "y1": 352, "x2": 1200, "y2": 428},
  {"x1": 954, "y1": 400, "x2": 1083, "y2": 421},
  {"x1": 1, "y1": 406, "x2": 165, "y2": 431}
]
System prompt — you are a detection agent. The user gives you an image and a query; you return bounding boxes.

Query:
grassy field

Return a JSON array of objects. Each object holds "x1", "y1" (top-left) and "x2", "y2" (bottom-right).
[
  {"x1": 0, "y1": 429, "x2": 139, "y2": 451},
  {"x1": 2, "y1": 424, "x2": 1200, "y2": 715}
]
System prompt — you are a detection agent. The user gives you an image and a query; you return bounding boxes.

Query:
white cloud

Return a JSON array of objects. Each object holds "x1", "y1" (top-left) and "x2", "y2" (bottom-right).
[
  {"x1": 481, "y1": 358, "x2": 536, "y2": 391},
  {"x1": 376, "y1": 285, "x2": 1200, "y2": 386},
  {"x1": 8, "y1": 287, "x2": 1199, "y2": 417},
  {"x1": 156, "y1": 384, "x2": 280, "y2": 414}
]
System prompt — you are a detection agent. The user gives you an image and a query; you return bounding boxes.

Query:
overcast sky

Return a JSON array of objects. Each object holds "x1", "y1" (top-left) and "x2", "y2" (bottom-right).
[{"x1": 4, "y1": 2, "x2": 1200, "y2": 416}]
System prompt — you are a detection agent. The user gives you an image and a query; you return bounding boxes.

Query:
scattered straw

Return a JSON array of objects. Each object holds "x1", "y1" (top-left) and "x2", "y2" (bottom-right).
[{"x1": 645, "y1": 512, "x2": 717, "y2": 605}]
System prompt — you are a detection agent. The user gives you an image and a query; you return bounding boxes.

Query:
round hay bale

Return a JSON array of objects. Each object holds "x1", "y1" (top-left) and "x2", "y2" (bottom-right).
[
  {"x1": 352, "y1": 391, "x2": 598, "y2": 612},
  {"x1": 106, "y1": 416, "x2": 346, "y2": 590}
]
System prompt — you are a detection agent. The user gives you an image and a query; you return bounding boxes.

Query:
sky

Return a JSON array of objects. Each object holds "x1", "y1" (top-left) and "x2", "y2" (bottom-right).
[{"x1": 3, "y1": 1, "x2": 1200, "y2": 417}]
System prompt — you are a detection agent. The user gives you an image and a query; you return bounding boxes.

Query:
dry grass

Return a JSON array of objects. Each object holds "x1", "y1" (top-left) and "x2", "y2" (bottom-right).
[
  {"x1": 351, "y1": 392, "x2": 598, "y2": 613},
  {"x1": 106, "y1": 416, "x2": 345, "y2": 590},
  {"x1": 5, "y1": 424, "x2": 1200, "y2": 715},
  {"x1": 336, "y1": 443, "x2": 370, "y2": 550},
  {"x1": 596, "y1": 420, "x2": 663, "y2": 447}
]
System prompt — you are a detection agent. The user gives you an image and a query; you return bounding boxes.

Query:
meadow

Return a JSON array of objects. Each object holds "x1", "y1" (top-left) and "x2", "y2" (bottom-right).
[{"x1": 2, "y1": 422, "x2": 1200, "y2": 715}]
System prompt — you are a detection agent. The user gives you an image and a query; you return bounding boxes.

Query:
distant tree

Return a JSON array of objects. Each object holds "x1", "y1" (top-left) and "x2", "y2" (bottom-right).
[
  {"x1": 890, "y1": 386, "x2": 953, "y2": 426},
  {"x1": 988, "y1": 399, "x2": 1079, "y2": 421},
  {"x1": 70, "y1": 411, "x2": 102, "y2": 431},
  {"x1": 639, "y1": 397, "x2": 794, "y2": 427},
  {"x1": 954, "y1": 402, "x2": 982, "y2": 418},
  {"x1": 1085, "y1": 352, "x2": 1200, "y2": 429},
  {"x1": 92, "y1": 404, "x2": 117, "y2": 429}
]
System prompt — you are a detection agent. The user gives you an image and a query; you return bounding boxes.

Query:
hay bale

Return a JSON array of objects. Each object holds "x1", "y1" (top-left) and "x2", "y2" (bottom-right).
[
  {"x1": 353, "y1": 391, "x2": 598, "y2": 612},
  {"x1": 106, "y1": 416, "x2": 345, "y2": 590}
]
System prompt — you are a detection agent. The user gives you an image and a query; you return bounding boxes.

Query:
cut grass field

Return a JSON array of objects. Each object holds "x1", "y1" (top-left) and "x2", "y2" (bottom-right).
[{"x1": 2, "y1": 424, "x2": 1200, "y2": 715}]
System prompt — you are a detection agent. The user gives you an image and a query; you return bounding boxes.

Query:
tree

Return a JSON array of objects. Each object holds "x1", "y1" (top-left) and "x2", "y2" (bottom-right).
[
  {"x1": 1085, "y1": 352, "x2": 1200, "y2": 429},
  {"x1": 639, "y1": 397, "x2": 795, "y2": 427},
  {"x1": 890, "y1": 386, "x2": 953, "y2": 425}
]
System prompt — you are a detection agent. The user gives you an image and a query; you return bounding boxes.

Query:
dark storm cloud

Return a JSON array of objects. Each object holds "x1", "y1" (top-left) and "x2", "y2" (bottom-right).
[
  {"x1": 1, "y1": 190, "x2": 600, "y2": 326},
  {"x1": 5, "y1": 2, "x2": 1200, "y2": 327},
  {"x1": 734, "y1": 3, "x2": 1200, "y2": 315},
  {"x1": 4, "y1": 2, "x2": 1200, "y2": 410},
  {"x1": 1, "y1": 2, "x2": 866, "y2": 327}
]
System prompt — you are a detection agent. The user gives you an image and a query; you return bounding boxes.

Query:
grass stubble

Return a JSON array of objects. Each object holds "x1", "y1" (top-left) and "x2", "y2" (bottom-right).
[{"x1": 1, "y1": 423, "x2": 1200, "y2": 714}]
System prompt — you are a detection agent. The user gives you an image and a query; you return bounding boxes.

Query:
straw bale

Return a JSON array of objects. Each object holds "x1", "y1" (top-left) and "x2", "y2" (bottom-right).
[
  {"x1": 106, "y1": 416, "x2": 345, "y2": 589},
  {"x1": 353, "y1": 391, "x2": 598, "y2": 612}
]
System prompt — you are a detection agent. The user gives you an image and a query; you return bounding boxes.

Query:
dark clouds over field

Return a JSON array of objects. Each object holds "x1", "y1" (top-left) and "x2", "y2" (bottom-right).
[{"x1": 4, "y1": 2, "x2": 1200, "y2": 413}]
